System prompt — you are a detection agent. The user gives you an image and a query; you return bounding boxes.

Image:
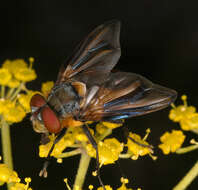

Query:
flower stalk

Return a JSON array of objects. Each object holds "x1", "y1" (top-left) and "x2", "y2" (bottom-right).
[
  {"x1": 1, "y1": 86, "x2": 5, "y2": 98},
  {"x1": 176, "y1": 145, "x2": 198, "y2": 154},
  {"x1": 173, "y1": 160, "x2": 198, "y2": 190},
  {"x1": 73, "y1": 151, "x2": 91, "y2": 190},
  {"x1": 1, "y1": 118, "x2": 13, "y2": 189}
]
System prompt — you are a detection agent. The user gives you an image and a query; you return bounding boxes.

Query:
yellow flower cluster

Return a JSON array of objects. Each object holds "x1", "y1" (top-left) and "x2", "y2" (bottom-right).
[
  {"x1": 2, "y1": 58, "x2": 36, "y2": 86},
  {"x1": 39, "y1": 120, "x2": 154, "y2": 166},
  {"x1": 169, "y1": 95, "x2": 198, "y2": 130},
  {"x1": 39, "y1": 125, "x2": 124, "y2": 166},
  {"x1": 0, "y1": 164, "x2": 32, "y2": 190},
  {"x1": 39, "y1": 123, "x2": 124, "y2": 165},
  {"x1": 159, "y1": 130, "x2": 185, "y2": 154},
  {"x1": 0, "y1": 58, "x2": 38, "y2": 123}
]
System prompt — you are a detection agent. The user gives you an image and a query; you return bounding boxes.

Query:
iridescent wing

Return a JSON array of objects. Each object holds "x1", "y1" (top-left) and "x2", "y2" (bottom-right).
[
  {"x1": 78, "y1": 72, "x2": 177, "y2": 121},
  {"x1": 54, "y1": 20, "x2": 176, "y2": 122},
  {"x1": 56, "y1": 20, "x2": 121, "y2": 87}
]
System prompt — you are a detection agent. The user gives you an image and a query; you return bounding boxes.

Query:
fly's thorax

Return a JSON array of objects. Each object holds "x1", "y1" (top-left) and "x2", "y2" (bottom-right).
[{"x1": 47, "y1": 83, "x2": 80, "y2": 117}]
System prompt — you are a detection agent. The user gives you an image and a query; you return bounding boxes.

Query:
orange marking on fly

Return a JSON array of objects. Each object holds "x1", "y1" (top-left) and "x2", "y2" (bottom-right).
[{"x1": 61, "y1": 116, "x2": 83, "y2": 128}]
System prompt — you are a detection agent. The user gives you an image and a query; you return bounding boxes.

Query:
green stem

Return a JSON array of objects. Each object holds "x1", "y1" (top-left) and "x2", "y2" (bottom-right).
[
  {"x1": 6, "y1": 88, "x2": 15, "y2": 99},
  {"x1": 1, "y1": 118, "x2": 13, "y2": 190},
  {"x1": 73, "y1": 151, "x2": 91, "y2": 190},
  {"x1": 55, "y1": 149, "x2": 81, "y2": 159},
  {"x1": 176, "y1": 145, "x2": 198, "y2": 154},
  {"x1": 96, "y1": 128, "x2": 112, "y2": 141},
  {"x1": 10, "y1": 83, "x2": 24, "y2": 101},
  {"x1": 119, "y1": 153, "x2": 132, "y2": 159},
  {"x1": 1, "y1": 86, "x2": 5, "y2": 98},
  {"x1": 173, "y1": 160, "x2": 198, "y2": 190},
  {"x1": 191, "y1": 129, "x2": 198, "y2": 135}
]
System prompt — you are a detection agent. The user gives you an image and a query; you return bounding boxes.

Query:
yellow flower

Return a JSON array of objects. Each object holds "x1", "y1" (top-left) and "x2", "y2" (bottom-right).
[
  {"x1": 0, "y1": 99, "x2": 7, "y2": 114},
  {"x1": 39, "y1": 135, "x2": 55, "y2": 157},
  {"x1": 159, "y1": 130, "x2": 185, "y2": 154},
  {"x1": 29, "y1": 57, "x2": 34, "y2": 64},
  {"x1": 3, "y1": 104, "x2": 26, "y2": 123},
  {"x1": 169, "y1": 105, "x2": 196, "y2": 122},
  {"x1": 18, "y1": 91, "x2": 38, "y2": 112},
  {"x1": 96, "y1": 123, "x2": 108, "y2": 134},
  {"x1": 64, "y1": 178, "x2": 72, "y2": 190},
  {"x1": 39, "y1": 132, "x2": 75, "y2": 157},
  {"x1": 0, "y1": 99, "x2": 14, "y2": 114},
  {"x1": 0, "y1": 164, "x2": 20, "y2": 185},
  {"x1": 7, "y1": 78, "x2": 20, "y2": 88},
  {"x1": 10, "y1": 177, "x2": 32, "y2": 190},
  {"x1": 102, "y1": 121, "x2": 123, "y2": 129},
  {"x1": 3, "y1": 59, "x2": 28, "y2": 74},
  {"x1": 117, "y1": 178, "x2": 133, "y2": 190},
  {"x1": 72, "y1": 127, "x2": 94, "y2": 142},
  {"x1": 39, "y1": 142, "x2": 53, "y2": 158},
  {"x1": 0, "y1": 68, "x2": 12, "y2": 85},
  {"x1": 52, "y1": 135, "x2": 75, "y2": 157},
  {"x1": 180, "y1": 113, "x2": 198, "y2": 130},
  {"x1": 14, "y1": 68, "x2": 37, "y2": 82},
  {"x1": 97, "y1": 185, "x2": 113, "y2": 190},
  {"x1": 86, "y1": 138, "x2": 123, "y2": 165},
  {"x1": 169, "y1": 95, "x2": 198, "y2": 130},
  {"x1": 127, "y1": 133, "x2": 152, "y2": 160},
  {"x1": 41, "y1": 81, "x2": 54, "y2": 97}
]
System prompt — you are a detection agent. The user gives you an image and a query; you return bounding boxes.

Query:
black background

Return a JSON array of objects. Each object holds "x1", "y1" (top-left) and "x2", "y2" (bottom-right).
[{"x1": 1, "y1": 0, "x2": 198, "y2": 190}]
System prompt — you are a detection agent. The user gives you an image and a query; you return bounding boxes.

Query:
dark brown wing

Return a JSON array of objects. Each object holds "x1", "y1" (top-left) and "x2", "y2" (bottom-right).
[
  {"x1": 56, "y1": 20, "x2": 121, "y2": 87},
  {"x1": 78, "y1": 72, "x2": 177, "y2": 121}
]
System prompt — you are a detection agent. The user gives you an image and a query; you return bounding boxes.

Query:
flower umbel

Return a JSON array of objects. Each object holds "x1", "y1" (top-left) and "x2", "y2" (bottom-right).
[
  {"x1": 0, "y1": 58, "x2": 37, "y2": 190},
  {"x1": 0, "y1": 58, "x2": 37, "y2": 123}
]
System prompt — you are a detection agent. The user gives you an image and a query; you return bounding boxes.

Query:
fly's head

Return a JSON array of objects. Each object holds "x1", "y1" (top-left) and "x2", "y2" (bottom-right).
[{"x1": 30, "y1": 94, "x2": 61, "y2": 134}]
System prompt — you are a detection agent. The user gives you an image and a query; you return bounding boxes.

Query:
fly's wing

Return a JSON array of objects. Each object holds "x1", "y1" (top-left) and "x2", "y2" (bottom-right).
[
  {"x1": 78, "y1": 72, "x2": 177, "y2": 121},
  {"x1": 56, "y1": 20, "x2": 121, "y2": 87}
]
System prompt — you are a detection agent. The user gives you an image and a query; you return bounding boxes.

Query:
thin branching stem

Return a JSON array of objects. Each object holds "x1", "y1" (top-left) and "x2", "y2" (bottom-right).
[
  {"x1": 176, "y1": 145, "x2": 198, "y2": 154},
  {"x1": 10, "y1": 83, "x2": 24, "y2": 101},
  {"x1": 173, "y1": 160, "x2": 198, "y2": 190},
  {"x1": 55, "y1": 148, "x2": 81, "y2": 159}
]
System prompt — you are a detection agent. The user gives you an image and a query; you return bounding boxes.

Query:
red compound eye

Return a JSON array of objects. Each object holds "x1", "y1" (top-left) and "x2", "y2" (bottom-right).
[
  {"x1": 41, "y1": 106, "x2": 61, "y2": 134},
  {"x1": 30, "y1": 94, "x2": 46, "y2": 109}
]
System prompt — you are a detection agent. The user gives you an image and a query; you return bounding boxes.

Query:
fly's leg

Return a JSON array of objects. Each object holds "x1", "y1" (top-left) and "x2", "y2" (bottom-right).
[
  {"x1": 39, "y1": 128, "x2": 67, "y2": 178},
  {"x1": 81, "y1": 124, "x2": 106, "y2": 190},
  {"x1": 123, "y1": 126, "x2": 153, "y2": 150}
]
